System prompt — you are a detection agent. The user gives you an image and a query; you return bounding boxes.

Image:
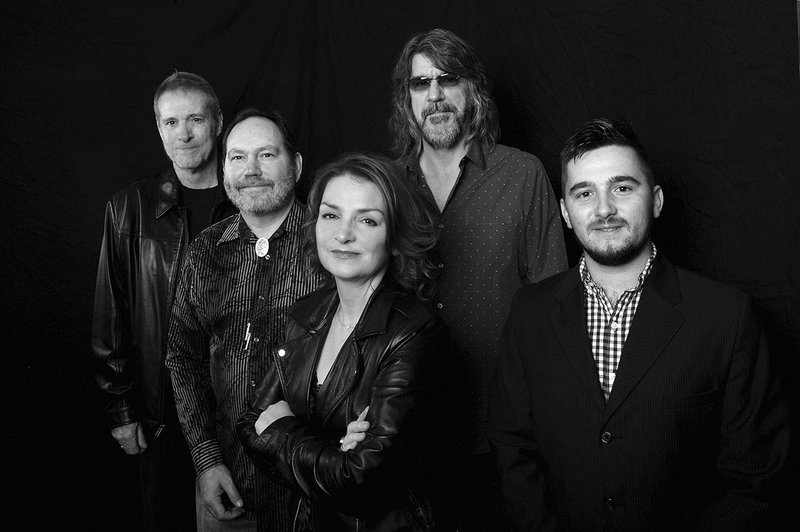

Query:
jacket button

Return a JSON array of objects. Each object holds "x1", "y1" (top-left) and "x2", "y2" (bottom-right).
[
  {"x1": 605, "y1": 497, "x2": 616, "y2": 510},
  {"x1": 436, "y1": 302, "x2": 444, "y2": 309},
  {"x1": 601, "y1": 431, "x2": 613, "y2": 444},
  {"x1": 250, "y1": 380, "x2": 256, "y2": 387},
  {"x1": 277, "y1": 349, "x2": 286, "y2": 357}
]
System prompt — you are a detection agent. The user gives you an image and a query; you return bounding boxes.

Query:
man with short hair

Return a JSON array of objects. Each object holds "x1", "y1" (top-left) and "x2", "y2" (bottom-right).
[
  {"x1": 91, "y1": 71, "x2": 236, "y2": 530},
  {"x1": 389, "y1": 28, "x2": 568, "y2": 529},
  {"x1": 166, "y1": 108, "x2": 324, "y2": 531},
  {"x1": 488, "y1": 118, "x2": 790, "y2": 530}
]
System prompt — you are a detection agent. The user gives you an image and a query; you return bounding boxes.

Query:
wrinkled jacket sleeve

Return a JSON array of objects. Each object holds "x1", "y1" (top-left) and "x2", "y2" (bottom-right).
[
  {"x1": 91, "y1": 199, "x2": 137, "y2": 427},
  {"x1": 488, "y1": 293, "x2": 557, "y2": 531},
  {"x1": 238, "y1": 317, "x2": 448, "y2": 507},
  {"x1": 165, "y1": 247, "x2": 224, "y2": 475}
]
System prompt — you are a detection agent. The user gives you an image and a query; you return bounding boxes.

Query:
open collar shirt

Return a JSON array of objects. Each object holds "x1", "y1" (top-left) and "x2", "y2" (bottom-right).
[
  {"x1": 166, "y1": 201, "x2": 324, "y2": 518},
  {"x1": 580, "y1": 244, "x2": 657, "y2": 400},
  {"x1": 403, "y1": 141, "x2": 568, "y2": 453}
]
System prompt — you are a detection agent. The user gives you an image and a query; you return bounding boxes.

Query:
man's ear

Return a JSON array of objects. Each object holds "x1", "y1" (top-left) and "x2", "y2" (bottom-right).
[
  {"x1": 560, "y1": 198, "x2": 573, "y2": 229},
  {"x1": 652, "y1": 185, "x2": 664, "y2": 219},
  {"x1": 293, "y1": 153, "x2": 303, "y2": 182},
  {"x1": 215, "y1": 110, "x2": 224, "y2": 137}
]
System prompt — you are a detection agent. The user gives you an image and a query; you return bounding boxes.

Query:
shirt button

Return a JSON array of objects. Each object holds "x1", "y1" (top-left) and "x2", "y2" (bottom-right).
[
  {"x1": 278, "y1": 348, "x2": 286, "y2": 357},
  {"x1": 436, "y1": 302, "x2": 444, "y2": 310},
  {"x1": 438, "y1": 263, "x2": 445, "y2": 269},
  {"x1": 250, "y1": 380, "x2": 256, "y2": 387},
  {"x1": 258, "y1": 295, "x2": 265, "y2": 300},
  {"x1": 601, "y1": 431, "x2": 613, "y2": 444},
  {"x1": 605, "y1": 497, "x2": 616, "y2": 510},
  {"x1": 253, "y1": 337, "x2": 260, "y2": 343},
  {"x1": 610, "y1": 321, "x2": 619, "y2": 330},
  {"x1": 438, "y1": 223, "x2": 444, "y2": 229}
]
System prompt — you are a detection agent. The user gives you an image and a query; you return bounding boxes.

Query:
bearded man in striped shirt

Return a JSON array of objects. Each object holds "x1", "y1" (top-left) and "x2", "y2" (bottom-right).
[{"x1": 167, "y1": 109, "x2": 325, "y2": 531}]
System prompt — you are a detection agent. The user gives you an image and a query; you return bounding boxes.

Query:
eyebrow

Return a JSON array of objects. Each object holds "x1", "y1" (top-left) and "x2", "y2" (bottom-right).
[
  {"x1": 568, "y1": 175, "x2": 642, "y2": 194},
  {"x1": 226, "y1": 145, "x2": 281, "y2": 155},
  {"x1": 320, "y1": 201, "x2": 385, "y2": 215}
]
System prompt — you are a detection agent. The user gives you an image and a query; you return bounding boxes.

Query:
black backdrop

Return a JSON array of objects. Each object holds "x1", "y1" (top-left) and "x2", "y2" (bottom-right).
[{"x1": 2, "y1": 1, "x2": 798, "y2": 529}]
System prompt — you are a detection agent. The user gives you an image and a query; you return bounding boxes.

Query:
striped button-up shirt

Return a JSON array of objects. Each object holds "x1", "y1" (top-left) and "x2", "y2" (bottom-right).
[
  {"x1": 581, "y1": 244, "x2": 656, "y2": 400},
  {"x1": 167, "y1": 201, "x2": 324, "y2": 522}
]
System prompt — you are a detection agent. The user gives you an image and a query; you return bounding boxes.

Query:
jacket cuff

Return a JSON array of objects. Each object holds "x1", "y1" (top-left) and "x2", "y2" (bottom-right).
[
  {"x1": 191, "y1": 439, "x2": 225, "y2": 477},
  {"x1": 105, "y1": 398, "x2": 136, "y2": 428}
]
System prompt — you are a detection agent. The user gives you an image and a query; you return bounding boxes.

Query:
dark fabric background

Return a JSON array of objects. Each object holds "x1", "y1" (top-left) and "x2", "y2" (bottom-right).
[{"x1": 2, "y1": 1, "x2": 798, "y2": 529}]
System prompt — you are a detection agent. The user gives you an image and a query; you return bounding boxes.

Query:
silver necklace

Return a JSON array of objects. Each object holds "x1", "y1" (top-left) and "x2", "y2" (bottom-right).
[{"x1": 336, "y1": 310, "x2": 355, "y2": 330}]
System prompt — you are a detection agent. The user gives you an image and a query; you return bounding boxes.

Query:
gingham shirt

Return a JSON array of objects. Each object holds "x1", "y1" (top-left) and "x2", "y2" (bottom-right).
[{"x1": 580, "y1": 244, "x2": 657, "y2": 400}]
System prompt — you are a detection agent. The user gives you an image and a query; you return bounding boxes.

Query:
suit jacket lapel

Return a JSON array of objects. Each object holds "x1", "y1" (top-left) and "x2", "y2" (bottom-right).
[
  {"x1": 604, "y1": 256, "x2": 685, "y2": 418},
  {"x1": 551, "y1": 269, "x2": 607, "y2": 412}
]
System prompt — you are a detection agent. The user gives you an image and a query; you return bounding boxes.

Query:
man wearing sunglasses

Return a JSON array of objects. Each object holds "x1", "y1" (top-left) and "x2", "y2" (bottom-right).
[{"x1": 389, "y1": 28, "x2": 568, "y2": 530}]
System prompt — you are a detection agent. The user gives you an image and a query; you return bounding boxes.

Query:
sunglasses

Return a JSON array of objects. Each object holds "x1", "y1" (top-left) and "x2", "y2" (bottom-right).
[{"x1": 407, "y1": 73, "x2": 462, "y2": 91}]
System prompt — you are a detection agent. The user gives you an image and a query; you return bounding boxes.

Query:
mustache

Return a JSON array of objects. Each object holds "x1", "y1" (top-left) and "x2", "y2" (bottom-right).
[
  {"x1": 236, "y1": 178, "x2": 275, "y2": 189},
  {"x1": 422, "y1": 102, "x2": 459, "y2": 120},
  {"x1": 589, "y1": 217, "x2": 628, "y2": 230}
]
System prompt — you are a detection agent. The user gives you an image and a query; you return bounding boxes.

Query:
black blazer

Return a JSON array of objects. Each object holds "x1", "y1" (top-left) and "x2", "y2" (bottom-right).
[
  {"x1": 238, "y1": 281, "x2": 449, "y2": 531},
  {"x1": 488, "y1": 255, "x2": 789, "y2": 531}
]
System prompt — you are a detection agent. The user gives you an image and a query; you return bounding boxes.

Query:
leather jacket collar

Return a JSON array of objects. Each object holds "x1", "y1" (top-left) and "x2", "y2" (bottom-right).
[
  {"x1": 155, "y1": 166, "x2": 228, "y2": 219},
  {"x1": 288, "y1": 279, "x2": 396, "y2": 342}
]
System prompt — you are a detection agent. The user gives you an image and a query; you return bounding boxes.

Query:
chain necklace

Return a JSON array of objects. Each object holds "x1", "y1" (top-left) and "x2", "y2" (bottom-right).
[{"x1": 336, "y1": 309, "x2": 356, "y2": 330}]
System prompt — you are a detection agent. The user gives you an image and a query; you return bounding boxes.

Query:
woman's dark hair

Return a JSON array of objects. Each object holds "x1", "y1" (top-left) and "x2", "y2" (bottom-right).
[{"x1": 305, "y1": 152, "x2": 439, "y2": 301}]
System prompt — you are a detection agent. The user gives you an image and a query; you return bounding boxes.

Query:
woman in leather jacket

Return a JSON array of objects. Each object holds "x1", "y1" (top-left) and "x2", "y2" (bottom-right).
[{"x1": 237, "y1": 153, "x2": 450, "y2": 531}]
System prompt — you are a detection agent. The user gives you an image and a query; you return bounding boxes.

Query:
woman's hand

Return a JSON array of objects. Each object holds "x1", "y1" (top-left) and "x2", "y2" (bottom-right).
[
  {"x1": 255, "y1": 400, "x2": 295, "y2": 435},
  {"x1": 339, "y1": 406, "x2": 370, "y2": 451}
]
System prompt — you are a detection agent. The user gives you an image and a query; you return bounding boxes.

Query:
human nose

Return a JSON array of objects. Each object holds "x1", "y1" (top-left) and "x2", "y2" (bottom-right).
[
  {"x1": 595, "y1": 192, "x2": 617, "y2": 219},
  {"x1": 333, "y1": 220, "x2": 354, "y2": 243},
  {"x1": 177, "y1": 121, "x2": 192, "y2": 142},
  {"x1": 426, "y1": 80, "x2": 444, "y2": 102},
  {"x1": 245, "y1": 156, "x2": 262, "y2": 176}
]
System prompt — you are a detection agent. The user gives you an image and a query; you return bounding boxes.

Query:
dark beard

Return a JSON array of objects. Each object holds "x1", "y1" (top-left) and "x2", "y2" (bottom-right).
[{"x1": 582, "y1": 225, "x2": 652, "y2": 266}]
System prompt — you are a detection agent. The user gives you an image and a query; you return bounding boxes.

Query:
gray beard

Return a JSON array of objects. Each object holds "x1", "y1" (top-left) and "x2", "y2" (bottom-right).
[
  {"x1": 224, "y1": 177, "x2": 295, "y2": 216},
  {"x1": 421, "y1": 115, "x2": 464, "y2": 150}
]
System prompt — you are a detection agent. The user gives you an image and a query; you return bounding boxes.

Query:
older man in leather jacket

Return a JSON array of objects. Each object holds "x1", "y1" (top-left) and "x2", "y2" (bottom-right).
[{"x1": 91, "y1": 71, "x2": 235, "y2": 531}]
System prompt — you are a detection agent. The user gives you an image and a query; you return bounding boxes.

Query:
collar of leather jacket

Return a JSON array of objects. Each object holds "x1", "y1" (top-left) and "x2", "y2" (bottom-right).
[{"x1": 287, "y1": 278, "x2": 398, "y2": 341}]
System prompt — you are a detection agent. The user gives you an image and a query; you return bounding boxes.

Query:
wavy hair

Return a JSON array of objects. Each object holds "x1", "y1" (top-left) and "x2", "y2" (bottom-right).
[
  {"x1": 305, "y1": 153, "x2": 439, "y2": 301},
  {"x1": 389, "y1": 28, "x2": 499, "y2": 157}
]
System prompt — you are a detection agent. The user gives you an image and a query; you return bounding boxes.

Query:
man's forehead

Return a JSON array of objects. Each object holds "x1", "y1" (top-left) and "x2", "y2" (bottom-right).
[
  {"x1": 226, "y1": 117, "x2": 284, "y2": 151},
  {"x1": 410, "y1": 53, "x2": 444, "y2": 75},
  {"x1": 565, "y1": 146, "x2": 649, "y2": 185},
  {"x1": 156, "y1": 89, "x2": 212, "y2": 113}
]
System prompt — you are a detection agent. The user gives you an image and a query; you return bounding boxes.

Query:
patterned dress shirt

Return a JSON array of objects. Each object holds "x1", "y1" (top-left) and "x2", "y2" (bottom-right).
[
  {"x1": 404, "y1": 141, "x2": 568, "y2": 453},
  {"x1": 166, "y1": 201, "x2": 324, "y2": 523},
  {"x1": 580, "y1": 244, "x2": 657, "y2": 400}
]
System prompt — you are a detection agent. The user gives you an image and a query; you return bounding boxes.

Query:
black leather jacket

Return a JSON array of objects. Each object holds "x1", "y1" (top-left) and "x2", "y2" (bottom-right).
[
  {"x1": 91, "y1": 168, "x2": 235, "y2": 431},
  {"x1": 238, "y1": 281, "x2": 450, "y2": 531}
]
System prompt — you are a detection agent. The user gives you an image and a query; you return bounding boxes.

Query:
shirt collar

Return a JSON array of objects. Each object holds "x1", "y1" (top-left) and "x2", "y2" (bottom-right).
[
  {"x1": 216, "y1": 200, "x2": 305, "y2": 246},
  {"x1": 579, "y1": 243, "x2": 658, "y2": 295},
  {"x1": 404, "y1": 139, "x2": 487, "y2": 180}
]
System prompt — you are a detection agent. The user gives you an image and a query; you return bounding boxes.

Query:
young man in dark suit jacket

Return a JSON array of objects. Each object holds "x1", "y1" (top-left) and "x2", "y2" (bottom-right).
[{"x1": 488, "y1": 118, "x2": 790, "y2": 531}]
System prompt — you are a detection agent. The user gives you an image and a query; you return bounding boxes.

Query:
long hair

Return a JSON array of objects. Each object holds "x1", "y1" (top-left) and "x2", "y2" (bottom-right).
[
  {"x1": 305, "y1": 153, "x2": 439, "y2": 301},
  {"x1": 389, "y1": 28, "x2": 499, "y2": 157}
]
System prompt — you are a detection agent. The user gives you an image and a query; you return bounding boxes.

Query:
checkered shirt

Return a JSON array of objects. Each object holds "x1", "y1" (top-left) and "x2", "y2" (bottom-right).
[{"x1": 580, "y1": 244, "x2": 657, "y2": 401}]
